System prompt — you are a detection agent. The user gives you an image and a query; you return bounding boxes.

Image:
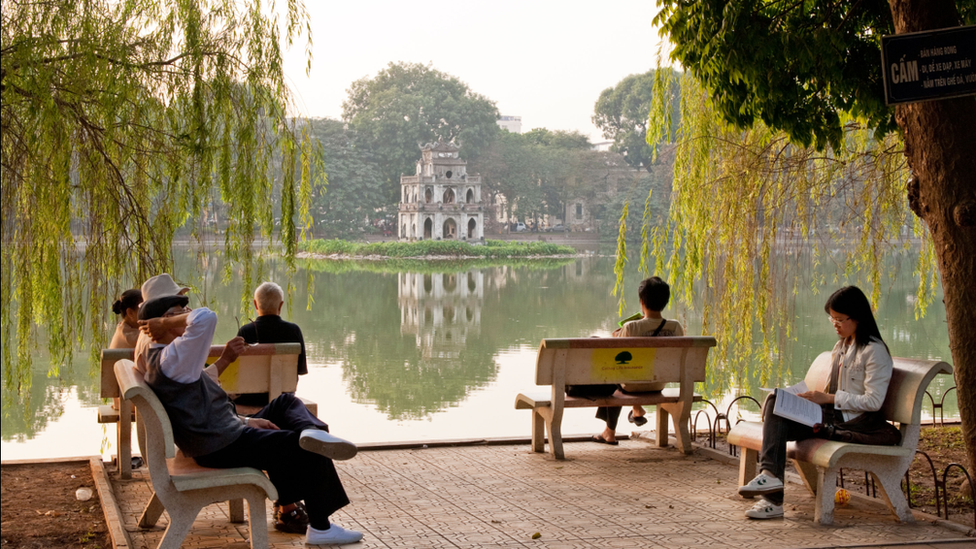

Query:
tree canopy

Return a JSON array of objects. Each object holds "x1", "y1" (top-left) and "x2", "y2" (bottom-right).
[
  {"x1": 341, "y1": 62, "x2": 500, "y2": 196},
  {"x1": 651, "y1": 0, "x2": 976, "y2": 477},
  {"x1": 1, "y1": 0, "x2": 316, "y2": 393},
  {"x1": 304, "y1": 119, "x2": 386, "y2": 238},
  {"x1": 521, "y1": 128, "x2": 592, "y2": 150},
  {"x1": 593, "y1": 68, "x2": 680, "y2": 171}
]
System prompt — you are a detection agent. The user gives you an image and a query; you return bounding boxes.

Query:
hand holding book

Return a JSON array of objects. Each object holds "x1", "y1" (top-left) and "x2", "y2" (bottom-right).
[{"x1": 762, "y1": 381, "x2": 831, "y2": 428}]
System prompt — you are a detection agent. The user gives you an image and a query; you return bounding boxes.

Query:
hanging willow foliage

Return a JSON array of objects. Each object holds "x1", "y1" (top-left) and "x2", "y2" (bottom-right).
[
  {"x1": 618, "y1": 69, "x2": 939, "y2": 396},
  {"x1": 1, "y1": 0, "x2": 317, "y2": 395}
]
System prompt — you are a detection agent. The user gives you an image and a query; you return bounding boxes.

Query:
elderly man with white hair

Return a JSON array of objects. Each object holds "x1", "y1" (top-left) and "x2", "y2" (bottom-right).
[
  {"x1": 236, "y1": 281, "x2": 313, "y2": 533},
  {"x1": 238, "y1": 281, "x2": 307, "y2": 379}
]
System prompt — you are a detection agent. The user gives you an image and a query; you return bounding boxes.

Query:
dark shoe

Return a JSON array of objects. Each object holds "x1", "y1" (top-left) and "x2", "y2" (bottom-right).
[
  {"x1": 628, "y1": 410, "x2": 648, "y2": 427},
  {"x1": 273, "y1": 501, "x2": 309, "y2": 534},
  {"x1": 592, "y1": 434, "x2": 619, "y2": 445}
]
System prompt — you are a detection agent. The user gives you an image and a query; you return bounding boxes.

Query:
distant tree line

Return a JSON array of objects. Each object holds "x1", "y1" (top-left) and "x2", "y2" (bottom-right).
[{"x1": 301, "y1": 62, "x2": 676, "y2": 238}]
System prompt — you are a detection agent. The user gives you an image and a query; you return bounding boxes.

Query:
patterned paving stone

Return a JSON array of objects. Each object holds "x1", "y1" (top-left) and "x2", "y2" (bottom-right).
[{"x1": 107, "y1": 440, "x2": 970, "y2": 548}]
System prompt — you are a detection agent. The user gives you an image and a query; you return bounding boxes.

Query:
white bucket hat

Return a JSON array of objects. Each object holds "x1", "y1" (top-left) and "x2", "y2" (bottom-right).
[{"x1": 141, "y1": 273, "x2": 190, "y2": 302}]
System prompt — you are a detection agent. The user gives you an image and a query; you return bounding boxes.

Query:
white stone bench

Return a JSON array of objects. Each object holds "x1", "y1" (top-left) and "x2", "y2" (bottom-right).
[
  {"x1": 100, "y1": 343, "x2": 310, "y2": 479},
  {"x1": 114, "y1": 359, "x2": 278, "y2": 549},
  {"x1": 515, "y1": 336, "x2": 716, "y2": 459},
  {"x1": 727, "y1": 352, "x2": 952, "y2": 524}
]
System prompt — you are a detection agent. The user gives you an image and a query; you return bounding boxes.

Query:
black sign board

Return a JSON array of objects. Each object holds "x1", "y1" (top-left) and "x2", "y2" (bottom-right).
[{"x1": 881, "y1": 25, "x2": 976, "y2": 105}]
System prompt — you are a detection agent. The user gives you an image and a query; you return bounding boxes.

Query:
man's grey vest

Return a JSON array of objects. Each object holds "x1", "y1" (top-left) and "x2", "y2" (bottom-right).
[{"x1": 144, "y1": 347, "x2": 244, "y2": 457}]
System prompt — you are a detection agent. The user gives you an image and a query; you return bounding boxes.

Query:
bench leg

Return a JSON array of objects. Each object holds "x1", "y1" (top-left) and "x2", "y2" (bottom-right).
[
  {"x1": 814, "y1": 466, "x2": 838, "y2": 525},
  {"x1": 738, "y1": 447, "x2": 758, "y2": 494},
  {"x1": 655, "y1": 407, "x2": 669, "y2": 448},
  {"x1": 545, "y1": 413, "x2": 564, "y2": 460},
  {"x1": 229, "y1": 498, "x2": 245, "y2": 523},
  {"x1": 793, "y1": 459, "x2": 820, "y2": 496},
  {"x1": 659, "y1": 402, "x2": 693, "y2": 454},
  {"x1": 246, "y1": 493, "x2": 270, "y2": 549},
  {"x1": 138, "y1": 492, "x2": 165, "y2": 528},
  {"x1": 870, "y1": 470, "x2": 915, "y2": 523},
  {"x1": 531, "y1": 409, "x2": 546, "y2": 454},
  {"x1": 157, "y1": 499, "x2": 202, "y2": 549},
  {"x1": 118, "y1": 399, "x2": 132, "y2": 480}
]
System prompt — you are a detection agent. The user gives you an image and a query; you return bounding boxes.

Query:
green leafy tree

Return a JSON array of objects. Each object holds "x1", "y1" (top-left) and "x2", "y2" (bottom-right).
[
  {"x1": 653, "y1": 0, "x2": 976, "y2": 475},
  {"x1": 593, "y1": 68, "x2": 680, "y2": 172},
  {"x1": 474, "y1": 131, "x2": 586, "y2": 225},
  {"x1": 1, "y1": 0, "x2": 315, "y2": 394},
  {"x1": 341, "y1": 62, "x2": 500, "y2": 197},
  {"x1": 522, "y1": 128, "x2": 592, "y2": 150},
  {"x1": 305, "y1": 119, "x2": 387, "y2": 238}
]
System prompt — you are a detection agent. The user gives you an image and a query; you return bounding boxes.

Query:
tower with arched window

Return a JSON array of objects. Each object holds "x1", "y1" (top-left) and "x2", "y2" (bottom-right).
[{"x1": 398, "y1": 142, "x2": 484, "y2": 241}]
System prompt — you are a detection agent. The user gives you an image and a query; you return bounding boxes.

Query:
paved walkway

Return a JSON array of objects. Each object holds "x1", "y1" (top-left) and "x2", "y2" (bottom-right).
[{"x1": 108, "y1": 438, "x2": 973, "y2": 549}]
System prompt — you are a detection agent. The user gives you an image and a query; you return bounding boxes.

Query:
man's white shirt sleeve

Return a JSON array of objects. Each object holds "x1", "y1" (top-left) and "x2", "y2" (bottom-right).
[{"x1": 158, "y1": 308, "x2": 217, "y2": 383}]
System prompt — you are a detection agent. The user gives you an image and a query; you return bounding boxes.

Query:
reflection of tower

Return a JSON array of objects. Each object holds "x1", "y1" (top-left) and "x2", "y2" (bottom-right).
[
  {"x1": 398, "y1": 271, "x2": 483, "y2": 356},
  {"x1": 397, "y1": 142, "x2": 484, "y2": 241},
  {"x1": 566, "y1": 259, "x2": 589, "y2": 281}
]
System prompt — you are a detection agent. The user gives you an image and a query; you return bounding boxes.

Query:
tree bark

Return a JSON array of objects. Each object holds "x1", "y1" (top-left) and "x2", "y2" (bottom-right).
[{"x1": 889, "y1": 0, "x2": 976, "y2": 480}]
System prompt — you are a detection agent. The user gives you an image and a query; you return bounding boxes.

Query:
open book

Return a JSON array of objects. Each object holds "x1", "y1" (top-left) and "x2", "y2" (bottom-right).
[{"x1": 762, "y1": 381, "x2": 823, "y2": 428}]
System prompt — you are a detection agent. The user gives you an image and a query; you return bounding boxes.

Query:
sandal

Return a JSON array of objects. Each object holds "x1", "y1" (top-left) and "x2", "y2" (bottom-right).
[
  {"x1": 628, "y1": 410, "x2": 648, "y2": 427},
  {"x1": 273, "y1": 501, "x2": 309, "y2": 533}
]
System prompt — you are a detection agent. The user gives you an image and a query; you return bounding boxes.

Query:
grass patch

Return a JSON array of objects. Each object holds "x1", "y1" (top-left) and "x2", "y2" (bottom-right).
[
  {"x1": 302, "y1": 256, "x2": 576, "y2": 275},
  {"x1": 300, "y1": 238, "x2": 577, "y2": 258}
]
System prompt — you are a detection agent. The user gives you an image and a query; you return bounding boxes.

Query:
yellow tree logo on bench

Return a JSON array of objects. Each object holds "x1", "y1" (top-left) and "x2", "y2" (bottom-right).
[{"x1": 589, "y1": 348, "x2": 657, "y2": 383}]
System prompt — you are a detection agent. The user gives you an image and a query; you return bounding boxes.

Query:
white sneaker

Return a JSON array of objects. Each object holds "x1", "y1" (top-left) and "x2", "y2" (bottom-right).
[
  {"x1": 745, "y1": 498, "x2": 784, "y2": 519},
  {"x1": 738, "y1": 472, "x2": 783, "y2": 497},
  {"x1": 299, "y1": 429, "x2": 358, "y2": 461},
  {"x1": 306, "y1": 523, "x2": 363, "y2": 545}
]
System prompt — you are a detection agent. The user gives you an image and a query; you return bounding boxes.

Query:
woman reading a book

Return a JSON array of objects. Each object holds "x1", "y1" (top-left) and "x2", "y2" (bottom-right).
[{"x1": 738, "y1": 286, "x2": 897, "y2": 520}]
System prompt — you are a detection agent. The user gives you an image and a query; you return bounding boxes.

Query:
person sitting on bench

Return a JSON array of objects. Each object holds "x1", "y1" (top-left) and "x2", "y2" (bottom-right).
[
  {"x1": 737, "y1": 285, "x2": 898, "y2": 520},
  {"x1": 235, "y1": 281, "x2": 307, "y2": 401},
  {"x1": 572, "y1": 276, "x2": 684, "y2": 445},
  {"x1": 137, "y1": 279, "x2": 364, "y2": 545}
]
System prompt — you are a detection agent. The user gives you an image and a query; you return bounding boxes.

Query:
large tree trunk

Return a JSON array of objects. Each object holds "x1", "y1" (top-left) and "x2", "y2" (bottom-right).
[{"x1": 889, "y1": 0, "x2": 976, "y2": 483}]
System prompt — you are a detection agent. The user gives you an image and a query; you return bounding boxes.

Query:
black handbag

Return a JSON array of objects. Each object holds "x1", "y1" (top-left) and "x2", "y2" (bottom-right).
[{"x1": 822, "y1": 409, "x2": 902, "y2": 446}]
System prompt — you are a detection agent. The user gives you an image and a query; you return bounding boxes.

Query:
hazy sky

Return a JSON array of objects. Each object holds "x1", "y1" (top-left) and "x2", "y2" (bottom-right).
[{"x1": 281, "y1": 1, "x2": 666, "y2": 141}]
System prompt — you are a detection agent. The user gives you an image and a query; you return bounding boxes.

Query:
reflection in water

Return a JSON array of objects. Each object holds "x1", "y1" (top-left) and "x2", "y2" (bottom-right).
[
  {"x1": 0, "y1": 250, "x2": 960, "y2": 459},
  {"x1": 338, "y1": 263, "x2": 618, "y2": 420}
]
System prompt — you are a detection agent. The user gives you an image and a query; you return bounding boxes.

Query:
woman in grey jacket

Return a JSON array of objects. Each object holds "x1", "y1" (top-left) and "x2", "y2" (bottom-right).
[{"x1": 738, "y1": 286, "x2": 894, "y2": 519}]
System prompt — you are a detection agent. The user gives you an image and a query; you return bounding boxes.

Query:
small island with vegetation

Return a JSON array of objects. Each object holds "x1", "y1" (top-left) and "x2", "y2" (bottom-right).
[{"x1": 299, "y1": 239, "x2": 580, "y2": 259}]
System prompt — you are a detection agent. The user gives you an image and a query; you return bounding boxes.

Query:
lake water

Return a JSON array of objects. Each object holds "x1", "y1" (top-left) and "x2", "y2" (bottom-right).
[{"x1": 0, "y1": 247, "x2": 958, "y2": 460}]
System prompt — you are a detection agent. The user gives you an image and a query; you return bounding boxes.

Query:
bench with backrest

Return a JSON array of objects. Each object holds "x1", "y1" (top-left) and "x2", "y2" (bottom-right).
[
  {"x1": 727, "y1": 352, "x2": 953, "y2": 525},
  {"x1": 114, "y1": 358, "x2": 277, "y2": 549},
  {"x1": 99, "y1": 342, "x2": 309, "y2": 479},
  {"x1": 515, "y1": 336, "x2": 717, "y2": 459}
]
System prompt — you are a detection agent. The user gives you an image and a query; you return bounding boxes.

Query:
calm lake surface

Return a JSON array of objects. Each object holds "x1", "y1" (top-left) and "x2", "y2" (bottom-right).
[{"x1": 0, "y1": 247, "x2": 958, "y2": 460}]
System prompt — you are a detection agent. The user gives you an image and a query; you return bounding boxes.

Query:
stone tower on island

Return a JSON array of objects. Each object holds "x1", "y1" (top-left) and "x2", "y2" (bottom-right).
[{"x1": 398, "y1": 142, "x2": 484, "y2": 241}]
